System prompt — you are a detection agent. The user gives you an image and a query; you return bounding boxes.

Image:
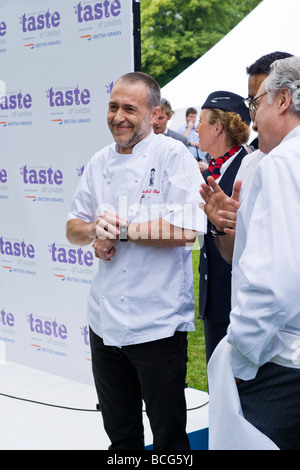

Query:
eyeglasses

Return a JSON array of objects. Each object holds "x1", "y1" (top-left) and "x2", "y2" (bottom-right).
[{"x1": 245, "y1": 91, "x2": 268, "y2": 117}]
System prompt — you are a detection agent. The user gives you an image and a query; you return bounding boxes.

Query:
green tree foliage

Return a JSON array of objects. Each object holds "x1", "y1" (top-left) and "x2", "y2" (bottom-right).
[{"x1": 140, "y1": 0, "x2": 262, "y2": 87}]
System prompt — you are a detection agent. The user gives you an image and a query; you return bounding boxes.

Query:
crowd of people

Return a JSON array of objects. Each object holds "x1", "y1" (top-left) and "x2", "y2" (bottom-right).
[{"x1": 67, "y1": 51, "x2": 300, "y2": 450}]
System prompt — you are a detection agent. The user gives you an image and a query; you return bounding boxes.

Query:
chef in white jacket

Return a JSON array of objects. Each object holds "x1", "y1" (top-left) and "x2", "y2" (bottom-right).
[
  {"x1": 209, "y1": 56, "x2": 300, "y2": 450},
  {"x1": 66, "y1": 71, "x2": 206, "y2": 450}
]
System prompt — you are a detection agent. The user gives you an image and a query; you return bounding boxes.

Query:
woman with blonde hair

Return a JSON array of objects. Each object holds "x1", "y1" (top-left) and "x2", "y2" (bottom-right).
[{"x1": 197, "y1": 91, "x2": 251, "y2": 364}]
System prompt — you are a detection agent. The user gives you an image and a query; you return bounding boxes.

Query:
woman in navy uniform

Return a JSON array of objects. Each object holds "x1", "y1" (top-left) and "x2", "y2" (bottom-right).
[{"x1": 196, "y1": 91, "x2": 250, "y2": 363}]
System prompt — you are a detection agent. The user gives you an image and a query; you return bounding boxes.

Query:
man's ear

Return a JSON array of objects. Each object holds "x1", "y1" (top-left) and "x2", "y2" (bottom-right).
[
  {"x1": 278, "y1": 87, "x2": 293, "y2": 115},
  {"x1": 152, "y1": 106, "x2": 161, "y2": 122}
]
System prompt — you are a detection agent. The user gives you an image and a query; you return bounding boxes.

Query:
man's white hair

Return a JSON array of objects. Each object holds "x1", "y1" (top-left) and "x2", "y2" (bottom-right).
[{"x1": 265, "y1": 56, "x2": 300, "y2": 117}]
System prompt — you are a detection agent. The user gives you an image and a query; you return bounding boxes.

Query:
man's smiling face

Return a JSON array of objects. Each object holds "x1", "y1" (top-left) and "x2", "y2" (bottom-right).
[{"x1": 107, "y1": 80, "x2": 159, "y2": 154}]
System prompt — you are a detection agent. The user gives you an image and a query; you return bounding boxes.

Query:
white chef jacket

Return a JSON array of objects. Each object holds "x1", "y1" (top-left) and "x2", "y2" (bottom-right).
[
  {"x1": 234, "y1": 148, "x2": 266, "y2": 202},
  {"x1": 68, "y1": 131, "x2": 206, "y2": 347},
  {"x1": 228, "y1": 125, "x2": 300, "y2": 380},
  {"x1": 207, "y1": 146, "x2": 290, "y2": 451}
]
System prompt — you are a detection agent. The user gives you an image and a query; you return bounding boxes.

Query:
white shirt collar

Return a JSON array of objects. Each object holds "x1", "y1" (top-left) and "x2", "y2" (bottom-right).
[{"x1": 281, "y1": 124, "x2": 300, "y2": 144}]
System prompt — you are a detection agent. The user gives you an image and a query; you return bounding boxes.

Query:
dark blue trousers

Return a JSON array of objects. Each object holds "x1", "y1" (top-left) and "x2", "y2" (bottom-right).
[
  {"x1": 89, "y1": 328, "x2": 190, "y2": 450},
  {"x1": 238, "y1": 362, "x2": 300, "y2": 450},
  {"x1": 204, "y1": 319, "x2": 228, "y2": 364}
]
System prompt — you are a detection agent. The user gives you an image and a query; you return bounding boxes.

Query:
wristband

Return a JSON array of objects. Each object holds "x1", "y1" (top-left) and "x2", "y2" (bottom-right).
[
  {"x1": 119, "y1": 223, "x2": 129, "y2": 242},
  {"x1": 211, "y1": 225, "x2": 226, "y2": 237}
]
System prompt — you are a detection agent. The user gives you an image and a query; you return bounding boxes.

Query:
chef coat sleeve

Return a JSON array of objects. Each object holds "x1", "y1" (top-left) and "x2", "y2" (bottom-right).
[
  {"x1": 162, "y1": 146, "x2": 207, "y2": 234},
  {"x1": 67, "y1": 159, "x2": 95, "y2": 223},
  {"x1": 227, "y1": 153, "x2": 300, "y2": 381}
]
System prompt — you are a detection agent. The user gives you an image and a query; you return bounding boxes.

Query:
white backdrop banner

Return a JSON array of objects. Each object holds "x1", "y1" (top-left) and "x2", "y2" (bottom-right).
[{"x1": 0, "y1": 0, "x2": 135, "y2": 384}]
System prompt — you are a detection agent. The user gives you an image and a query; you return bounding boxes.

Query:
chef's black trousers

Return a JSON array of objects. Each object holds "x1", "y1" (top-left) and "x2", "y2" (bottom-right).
[{"x1": 89, "y1": 328, "x2": 190, "y2": 450}]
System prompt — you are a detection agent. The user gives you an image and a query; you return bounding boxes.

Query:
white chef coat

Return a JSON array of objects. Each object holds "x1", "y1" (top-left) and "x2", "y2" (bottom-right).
[
  {"x1": 228, "y1": 125, "x2": 300, "y2": 380},
  {"x1": 207, "y1": 147, "x2": 284, "y2": 451},
  {"x1": 68, "y1": 131, "x2": 206, "y2": 347},
  {"x1": 234, "y1": 148, "x2": 266, "y2": 202}
]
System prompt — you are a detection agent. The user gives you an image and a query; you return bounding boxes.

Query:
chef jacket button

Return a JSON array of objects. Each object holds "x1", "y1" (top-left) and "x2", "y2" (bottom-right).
[
  {"x1": 122, "y1": 267, "x2": 127, "y2": 272},
  {"x1": 101, "y1": 295, "x2": 105, "y2": 300},
  {"x1": 120, "y1": 296, "x2": 125, "y2": 302},
  {"x1": 135, "y1": 178, "x2": 139, "y2": 183},
  {"x1": 107, "y1": 179, "x2": 111, "y2": 184}
]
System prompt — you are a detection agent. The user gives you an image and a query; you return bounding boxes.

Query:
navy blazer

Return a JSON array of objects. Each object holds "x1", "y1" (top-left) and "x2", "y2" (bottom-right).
[{"x1": 199, "y1": 146, "x2": 248, "y2": 324}]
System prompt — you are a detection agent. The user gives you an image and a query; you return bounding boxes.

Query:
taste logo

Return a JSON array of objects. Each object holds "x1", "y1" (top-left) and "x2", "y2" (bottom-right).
[
  {"x1": 0, "y1": 169, "x2": 7, "y2": 184},
  {"x1": 49, "y1": 242, "x2": 94, "y2": 267},
  {"x1": 0, "y1": 21, "x2": 7, "y2": 37},
  {"x1": 80, "y1": 325, "x2": 90, "y2": 346},
  {"x1": 74, "y1": 1, "x2": 121, "y2": 23},
  {"x1": 49, "y1": 242, "x2": 95, "y2": 283},
  {"x1": 0, "y1": 236, "x2": 35, "y2": 259},
  {"x1": 46, "y1": 86, "x2": 91, "y2": 108},
  {"x1": 77, "y1": 165, "x2": 85, "y2": 177},
  {"x1": 27, "y1": 313, "x2": 67, "y2": 340},
  {"x1": 20, "y1": 9, "x2": 60, "y2": 33},
  {"x1": 0, "y1": 90, "x2": 32, "y2": 110},
  {"x1": 20, "y1": 165, "x2": 63, "y2": 185},
  {"x1": 0, "y1": 308, "x2": 15, "y2": 328}
]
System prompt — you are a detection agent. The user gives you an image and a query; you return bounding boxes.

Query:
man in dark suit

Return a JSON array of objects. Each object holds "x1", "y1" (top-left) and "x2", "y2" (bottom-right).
[{"x1": 153, "y1": 98, "x2": 189, "y2": 145}]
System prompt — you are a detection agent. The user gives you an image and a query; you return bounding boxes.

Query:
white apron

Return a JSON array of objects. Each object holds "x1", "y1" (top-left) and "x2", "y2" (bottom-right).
[{"x1": 207, "y1": 337, "x2": 279, "y2": 450}]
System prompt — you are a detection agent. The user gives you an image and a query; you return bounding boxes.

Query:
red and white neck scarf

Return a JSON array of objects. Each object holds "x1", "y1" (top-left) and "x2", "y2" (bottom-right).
[{"x1": 207, "y1": 146, "x2": 241, "y2": 180}]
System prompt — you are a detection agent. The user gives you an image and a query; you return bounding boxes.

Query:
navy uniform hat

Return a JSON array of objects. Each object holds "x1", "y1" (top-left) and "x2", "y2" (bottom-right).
[{"x1": 201, "y1": 91, "x2": 251, "y2": 124}]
